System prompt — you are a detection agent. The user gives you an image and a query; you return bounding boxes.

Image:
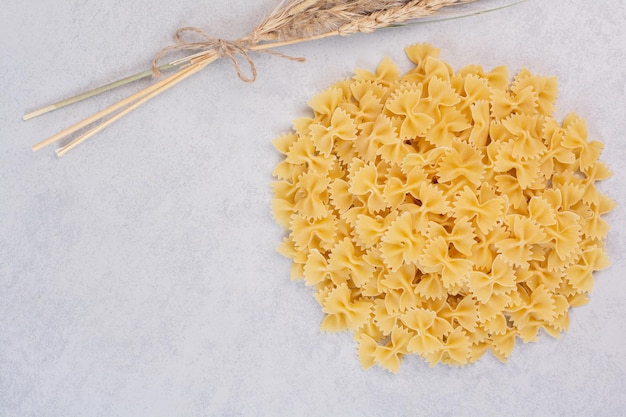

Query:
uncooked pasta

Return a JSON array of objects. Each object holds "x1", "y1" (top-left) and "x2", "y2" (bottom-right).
[{"x1": 271, "y1": 44, "x2": 614, "y2": 372}]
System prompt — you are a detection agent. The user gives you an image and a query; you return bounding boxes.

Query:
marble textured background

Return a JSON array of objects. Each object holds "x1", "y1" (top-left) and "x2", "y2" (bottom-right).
[{"x1": 1, "y1": 0, "x2": 625, "y2": 416}]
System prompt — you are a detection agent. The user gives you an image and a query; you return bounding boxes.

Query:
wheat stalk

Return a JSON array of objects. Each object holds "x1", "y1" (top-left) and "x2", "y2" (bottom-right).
[
  {"x1": 254, "y1": 0, "x2": 473, "y2": 41},
  {"x1": 27, "y1": 0, "x2": 523, "y2": 156}
]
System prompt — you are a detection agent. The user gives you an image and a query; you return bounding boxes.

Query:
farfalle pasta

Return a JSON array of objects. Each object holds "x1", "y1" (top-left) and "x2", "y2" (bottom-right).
[{"x1": 271, "y1": 44, "x2": 615, "y2": 372}]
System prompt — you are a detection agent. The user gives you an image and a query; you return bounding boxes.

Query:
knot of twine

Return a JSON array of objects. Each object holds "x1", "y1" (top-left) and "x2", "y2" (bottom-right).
[{"x1": 152, "y1": 27, "x2": 305, "y2": 83}]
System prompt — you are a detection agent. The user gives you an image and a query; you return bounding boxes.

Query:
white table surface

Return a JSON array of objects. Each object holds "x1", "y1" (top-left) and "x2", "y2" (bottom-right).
[{"x1": 2, "y1": 1, "x2": 625, "y2": 416}]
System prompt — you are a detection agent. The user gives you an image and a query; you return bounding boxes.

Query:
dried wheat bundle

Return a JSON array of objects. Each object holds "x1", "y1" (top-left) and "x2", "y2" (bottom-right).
[{"x1": 26, "y1": 0, "x2": 523, "y2": 156}]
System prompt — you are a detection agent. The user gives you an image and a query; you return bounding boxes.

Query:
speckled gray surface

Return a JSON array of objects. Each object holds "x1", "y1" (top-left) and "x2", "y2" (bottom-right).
[{"x1": 1, "y1": 1, "x2": 625, "y2": 416}]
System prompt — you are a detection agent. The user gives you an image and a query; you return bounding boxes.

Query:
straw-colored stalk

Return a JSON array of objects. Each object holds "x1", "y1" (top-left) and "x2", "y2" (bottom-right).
[{"x1": 29, "y1": 0, "x2": 486, "y2": 156}]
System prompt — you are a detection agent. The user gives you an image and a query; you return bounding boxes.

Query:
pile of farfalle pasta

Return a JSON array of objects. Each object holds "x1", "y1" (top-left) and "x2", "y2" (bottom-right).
[{"x1": 271, "y1": 44, "x2": 614, "y2": 372}]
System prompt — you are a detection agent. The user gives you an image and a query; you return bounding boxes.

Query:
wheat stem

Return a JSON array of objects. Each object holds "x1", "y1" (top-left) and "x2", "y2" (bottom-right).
[
  {"x1": 55, "y1": 57, "x2": 213, "y2": 157},
  {"x1": 31, "y1": 56, "x2": 215, "y2": 152},
  {"x1": 23, "y1": 62, "x2": 182, "y2": 121}
]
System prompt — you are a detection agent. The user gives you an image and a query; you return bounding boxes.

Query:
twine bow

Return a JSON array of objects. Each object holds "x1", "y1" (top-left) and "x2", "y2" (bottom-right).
[{"x1": 152, "y1": 27, "x2": 304, "y2": 82}]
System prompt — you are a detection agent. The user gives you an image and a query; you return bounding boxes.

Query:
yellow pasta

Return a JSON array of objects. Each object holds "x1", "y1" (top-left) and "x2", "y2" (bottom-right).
[{"x1": 271, "y1": 44, "x2": 615, "y2": 372}]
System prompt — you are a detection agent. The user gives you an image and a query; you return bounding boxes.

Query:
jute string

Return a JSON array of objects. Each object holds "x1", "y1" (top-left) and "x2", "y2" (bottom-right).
[{"x1": 152, "y1": 27, "x2": 305, "y2": 82}]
